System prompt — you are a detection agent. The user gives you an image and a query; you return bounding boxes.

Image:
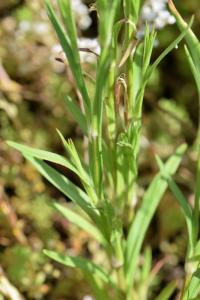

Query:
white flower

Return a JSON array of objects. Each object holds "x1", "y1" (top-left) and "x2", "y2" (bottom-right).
[
  {"x1": 82, "y1": 295, "x2": 94, "y2": 300},
  {"x1": 151, "y1": 1, "x2": 166, "y2": 12},
  {"x1": 50, "y1": 38, "x2": 100, "y2": 70},
  {"x1": 78, "y1": 37, "x2": 100, "y2": 63},
  {"x1": 137, "y1": 0, "x2": 175, "y2": 40},
  {"x1": 51, "y1": 44, "x2": 62, "y2": 54},
  {"x1": 141, "y1": 0, "x2": 175, "y2": 30},
  {"x1": 71, "y1": 0, "x2": 92, "y2": 30},
  {"x1": 142, "y1": 6, "x2": 156, "y2": 22},
  {"x1": 32, "y1": 22, "x2": 49, "y2": 35},
  {"x1": 18, "y1": 20, "x2": 32, "y2": 33},
  {"x1": 18, "y1": 20, "x2": 50, "y2": 35}
]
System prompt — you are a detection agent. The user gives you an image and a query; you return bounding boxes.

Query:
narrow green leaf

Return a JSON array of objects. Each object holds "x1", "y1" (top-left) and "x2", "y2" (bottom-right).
[
  {"x1": 155, "y1": 281, "x2": 177, "y2": 300},
  {"x1": 184, "y1": 46, "x2": 200, "y2": 95},
  {"x1": 168, "y1": 0, "x2": 200, "y2": 78},
  {"x1": 90, "y1": 0, "x2": 120, "y2": 196},
  {"x1": 43, "y1": 250, "x2": 116, "y2": 287},
  {"x1": 182, "y1": 267, "x2": 200, "y2": 300},
  {"x1": 23, "y1": 154, "x2": 109, "y2": 241},
  {"x1": 97, "y1": 0, "x2": 120, "y2": 48},
  {"x1": 142, "y1": 26, "x2": 157, "y2": 75},
  {"x1": 8, "y1": 141, "x2": 109, "y2": 241},
  {"x1": 125, "y1": 144, "x2": 187, "y2": 290},
  {"x1": 23, "y1": 154, "x2": 98, "y2": 221},
  {"x1": 7, "y1": 141, "x2": 77, "y2": 174},
  {"x1": 149, "y1": 16, "x2": 193, "y2": 75},
  {"x1": 155, "y1": 154, "x2": 194, "y2": 254},
  {"x1": 155, "y1": 155, "x2": 192, "y2": 221},
  {"x1": 56, "y1": 131, "x2": 86, "y2": 175},
  {"x1": 58, "y1": 0, "x2": 79, "y2": 57},
  {"x1": 123, "y1": 0, "x2": 143, "y2": 23},
  {"x1": 53, "y1": 202, "x2": 106, "y2": 246},
  {"x1": 7, "y1": 140, "x2": 92, "y2": 187},
  {"x1": 140, "y1": 247, "x2": 152, "y2": 283},
  {"x1": 168, "y1": 1, "x2": 200, "y2": 249},
  {"x1": 132, "y1": 43, "x2": 144, "y2": 103},
  {"x1": 57, "y1": 130, "x2": 98, "y2": 205},
  {"x1": 45, "y1": 0, "x2": 90, "y2": 114},
  {"x1": 134, "y1": 17, "x2": 193, "y2": 117},
  {"x1": 64, "y1": 96, "x2": 88, "y2": 135}
]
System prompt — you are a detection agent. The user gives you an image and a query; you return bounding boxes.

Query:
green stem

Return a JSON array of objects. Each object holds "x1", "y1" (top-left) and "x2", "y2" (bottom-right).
[{"x1": 192, "y1": 94, "x2": 200, "y2": 246}]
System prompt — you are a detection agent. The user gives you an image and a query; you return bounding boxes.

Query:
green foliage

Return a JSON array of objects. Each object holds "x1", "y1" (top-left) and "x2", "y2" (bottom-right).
[
  {"x1": 168, "y1": 1, "x2": 200, "y2": 299},
  {"x1": 125, "y1": 144, "x2": 187, "y2": 294},
  {"x1": 43, "y1": 249, "x2": 116, "y2": 288},
  {"x1": 5, "y1": 0, "x2": 200, "y2": 299}
]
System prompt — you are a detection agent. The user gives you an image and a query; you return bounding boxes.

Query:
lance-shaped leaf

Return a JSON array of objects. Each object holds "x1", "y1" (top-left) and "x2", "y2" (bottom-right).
[
  {"x1": 184, "y1": 46, "x2": 200, "y2": 95},
  {"x1": 43, "y1": 250, "x2": 116, "y2": 288},
  {"x1": 169, "y1": 0, "x2": 200, "y2": 250},
  {"x1": 156, "y1": 154, "x2": 194, "y2": 255},
  {"x1": 57, "y1": 0, "x2": 79, "y2": 58},
  {"x1": 125, "y1": 144, "x2": 187, "y2": 291},
  {"x1": 45, "y1": 0, "x2": 90, "y2": 114},
  {"x1": 23, "y1": 154, "x2": 99, "y2": 221},
  {"x1": 134, "y1": 17, "x2": 193, "y2": 117},
  {"x1": 7, "y1": 141, "x2": 77, "y2": 174},
  {"x1": 155, "y1": 281, "x2": 177, "y2": 300},
  {"x1": 182, "y1": 267, "x2": 200, "y2": 300},
  {"x1": 168, "y1": 0, "x2": 200, "y2": 77},
  {"x1": 23, "y1": 154, "x2": 109, "y2": 241},
  {"x1": 8, "y1": 140, "x2": 111, "y2": 243},
  {"x1": 53, "y1": 202, "x2": 107, "y2": 246},
  {"x1": 123, "y1": 0, "x2": 144, "y2": 23},
  {"x1": 57, "y1": 130, "x2": 98, "y2": 205},
  {"x1": 64, "y1": 96, "x2": 88, "y2": 135}
]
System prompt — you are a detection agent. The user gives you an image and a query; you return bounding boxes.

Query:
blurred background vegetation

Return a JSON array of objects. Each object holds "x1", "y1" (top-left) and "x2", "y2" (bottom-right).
[{"x1": 0, "y1": 0, "x2": 200, "y2": 299}]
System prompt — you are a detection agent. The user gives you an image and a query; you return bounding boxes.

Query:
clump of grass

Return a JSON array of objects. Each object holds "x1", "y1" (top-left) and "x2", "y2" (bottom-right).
[{"x1": 7, "y1": 0, "x2": 200, "y2": 299}]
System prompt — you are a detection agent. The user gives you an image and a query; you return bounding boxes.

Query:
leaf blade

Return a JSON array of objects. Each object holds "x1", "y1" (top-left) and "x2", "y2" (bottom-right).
[
  {"x1": 45, "y1": 0, "x2": 90, "y2": 114},
  {"x1": 7, "y1": 141, "x2": 77, "y2": 174},
  {"x1": 125, "y1": 144, "x2": 187, "y2": 290},
  {"x1": 43, "y1": 250, "x2": 116, "y2": 287},
  {"x1": 64, "y1": 96, "x2": 88, "y2": 135},
  {"x1": 53, "y1": 202, "x2": 106, "y2": 246}
]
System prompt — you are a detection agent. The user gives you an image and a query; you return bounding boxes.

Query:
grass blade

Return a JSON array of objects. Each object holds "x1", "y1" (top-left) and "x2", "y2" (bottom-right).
[
  {"x1": 53, "y1": 202, "x2": 106, "y2": 246},
  {"x1": 90, "y1": 0, "x2": 120, "y2": 197},
  {"x1": 7, "y1": 141, "x2": 108, "y2": 241},
  {"x1": 43, "y1": 250, "x2": 116, "y2": 287},
  {"x1": 184, "y1": 46, "x2": 200, "y2": 95},
  {"x1": 123, "y1": 0, "x2": 143, "y2": 23},
  {"x1": 148, "y1": 17, "x2": 193, "y2": 77},
  {"x1": 134, "y1": 17, "x2": 193, "y2": 117},
  {"x1": 125, "y1": 144, "x2": 187, "y2": 291},
  {"x1": 23, "y1": 154, "x2": 98, "y2": 221},
  {"x1": 57, "y1": 130, "x2": 98, "y2": 205},
  {"x1": 182, "y1": 267, "x2": 200, "y2": 300},
  {"x1": 168, "y1": 0, "x2": 200, "y2": 249},
  {"x1": 57, "y1": 0, "x2": 79, "y2": 58},
  {"x1": 7, "y1": 141, "x2": 77, "y2": 174},
  {"x1": 155, "y1": 155, "x2": 194, "y2": 255},
  {"x1": 45, "y1": 0, "x2": 90, "y2": 115},
  {"x1": 64, "y1": 96, "x2": 88, "y2": 135},
  {"x1": 168, "y1": 0, "x2": 200, "y2": 77},
  {"x1": 155, "y1": 281, "x2": 177, "y2": 300}
]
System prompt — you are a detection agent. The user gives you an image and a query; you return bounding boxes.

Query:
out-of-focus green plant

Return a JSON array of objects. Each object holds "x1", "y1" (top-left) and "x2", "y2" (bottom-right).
[
  {"x1": 151, "y1": 1, "x2": 200, "y2": 299},
  {"x1": 7, "y1": 0, "x2": 199, "y2": 299}
]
